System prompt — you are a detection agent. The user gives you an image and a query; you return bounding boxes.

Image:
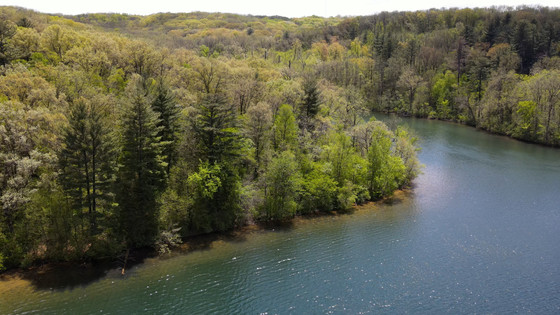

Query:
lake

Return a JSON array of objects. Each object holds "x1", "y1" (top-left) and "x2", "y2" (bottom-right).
[{"x1": 1, "y1": 115, "x2": 560, "y2": 314}]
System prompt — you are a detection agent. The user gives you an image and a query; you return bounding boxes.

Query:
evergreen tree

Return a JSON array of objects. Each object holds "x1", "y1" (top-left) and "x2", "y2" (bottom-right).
[
  {"x1": 0, "y1": 16, "x2": 16, "y2": 66},
  {"x1": 301, "y1": 77, "x2": 320, "y2": 118},
  {"x1": 188, "y1": 93, "x2": 243, "y2": 232},
  {"x1": 151, "y1": 81, "x2": 179, "y2": 174},
  {"x1": 117, "y1": 78, "x2": 165, "y2": 248},
  {"x1": 59, "y1": 97, "x2": 116, "y2": 235},
  {"x1": 191, "y1": 93, "x2": 240, "y2": 164}
]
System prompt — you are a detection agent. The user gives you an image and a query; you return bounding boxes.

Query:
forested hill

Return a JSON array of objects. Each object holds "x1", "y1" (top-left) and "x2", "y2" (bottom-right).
[
  {"x1": 0, "y1": 5, "x2": 558, "y2": 271},
  {"x1": 71, "y1": 7, "x2": 560, "y2": 146}
]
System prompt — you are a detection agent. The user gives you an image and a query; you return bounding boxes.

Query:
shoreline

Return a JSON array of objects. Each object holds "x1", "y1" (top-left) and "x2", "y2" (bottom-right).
[
  {"x1": 0, "y1": 189, "x2": 412, "y2": 287},
  {"x1": 378, "y1": 111, "x2": 560, "y2": 149}
]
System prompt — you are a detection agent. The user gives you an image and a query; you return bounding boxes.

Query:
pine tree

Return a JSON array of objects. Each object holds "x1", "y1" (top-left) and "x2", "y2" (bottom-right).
[
  {"x1": 191, "y1": 93, "x2": 240, "y2": 164},
  {"x1": 188, "y1": 93, "x2": 243, "y2": 232},
  {"x1": 302, "y1": 77, "x2": 320, "y2": 118},
  {"x1": 59, "y1": 97, "x2": 116, "y2": 235},
  {"x1": 152, "y1": 81, "x2": 179, "y2": 174},
  {"x1": 117, "y1": 79, "x2": 165, "y2": 248}
]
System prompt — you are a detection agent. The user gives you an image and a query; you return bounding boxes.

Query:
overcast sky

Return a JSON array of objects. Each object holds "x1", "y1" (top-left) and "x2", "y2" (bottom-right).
[{"x1": 2, "y1": 0, "x2": 558, "y2": 17}]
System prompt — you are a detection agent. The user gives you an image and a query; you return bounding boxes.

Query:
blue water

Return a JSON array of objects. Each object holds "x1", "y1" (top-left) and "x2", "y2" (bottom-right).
[{"x1": 2, "y1": 116, "x2": 560, "y2": 314}]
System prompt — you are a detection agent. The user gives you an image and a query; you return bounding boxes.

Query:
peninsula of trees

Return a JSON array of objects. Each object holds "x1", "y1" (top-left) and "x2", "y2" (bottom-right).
[{"x1": 1, "y1": 5, "x2": 559, "y2": 271}]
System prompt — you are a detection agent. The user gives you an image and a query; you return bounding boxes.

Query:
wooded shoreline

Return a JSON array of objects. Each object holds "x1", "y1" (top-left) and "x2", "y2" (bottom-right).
[
  {"x1": 2, "y1": 5, "x2": 560, "y2": 272},
  {"x1": 0, "y1": 190, "x2": 409, "y2": 285}
]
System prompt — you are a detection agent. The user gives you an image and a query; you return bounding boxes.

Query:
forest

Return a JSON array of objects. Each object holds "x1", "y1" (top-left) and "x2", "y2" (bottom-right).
[{"x1": 0, "y1": 5, "x2": 559, "y2": 271}]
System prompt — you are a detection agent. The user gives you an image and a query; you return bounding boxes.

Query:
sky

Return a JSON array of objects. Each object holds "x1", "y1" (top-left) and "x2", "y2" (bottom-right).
[{"x1": 2, "y1": 0, "x2": 558, "y2": 18}]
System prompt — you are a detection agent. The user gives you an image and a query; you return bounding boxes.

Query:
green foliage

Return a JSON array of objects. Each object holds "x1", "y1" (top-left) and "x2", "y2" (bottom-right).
[
  {"x1": 0, "y1": 16, "x2": 17, "y2": 65},
  {"x1": 318, "y1": 129, "x2": 369, "y2": 209},
  {"x1": 301, "y1": 76, "x2": 320, "y2": 118},
  {"x1": 245, "y1": 102, "x2": 273, "y2": 173},
  {"x1": 0, "y1": 99, "x2": 62, "y2": 269},
  {"x1": 158, "y1": 161, "x2": 191, "y2": 233},
  {"x1": 188, "y1": 162, "x2": 241, "y2": 233},
  {"x1": 59, "y1": 96, "x2": 116, "y2": 237},
  {"x1": 300, "y1": 165, "x2": 338, "y2": 213},
  {"x1": 0, "y1": 6, "x2": 432, "y2": 268},
  {"x1": 23, "y1": 177, "x2": 78, "y2": 261},
  {"x1": 321, "y1": 130, "x2": 362, "y2": 186},
  {"x1": 394, "y1": 127, "x2": 422, "y2": 185},
  {"x1": 261, "y1": 151, "x2": 301, "y2": 220},
  {"x1": 514, "y1": 100, "x2": 537, "y2": 139},
  {"x1": 431, "y1": 70, "x2": 457, "y2": 119},
  {"x1": 366, "y1": 124, "x2": 406, "y2": 199},
  {"x1": 273, "y1": 104, "x2": 298, "y2": 151}
]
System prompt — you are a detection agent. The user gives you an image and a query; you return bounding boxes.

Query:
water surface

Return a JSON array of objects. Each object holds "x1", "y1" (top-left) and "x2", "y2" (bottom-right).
[{"x1": 2, "y1": 116, "x2": 560, "y2": 314}]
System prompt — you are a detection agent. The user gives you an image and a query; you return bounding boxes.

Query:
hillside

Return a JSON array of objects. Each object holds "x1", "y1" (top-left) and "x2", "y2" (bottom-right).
[{"x1": 0, "y1": 5, "x2": 559, "y2": 270}]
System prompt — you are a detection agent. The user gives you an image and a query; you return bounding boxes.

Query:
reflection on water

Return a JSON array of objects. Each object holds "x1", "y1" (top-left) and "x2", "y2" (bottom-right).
[{"x1": 2, "y1": 116, "x2": 560, "y2": 314}]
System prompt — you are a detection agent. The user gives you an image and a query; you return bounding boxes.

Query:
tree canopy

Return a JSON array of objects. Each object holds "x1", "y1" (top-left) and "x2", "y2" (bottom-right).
[{"x1": 6, "y1": 4, "x2": 560, "y2": 270}]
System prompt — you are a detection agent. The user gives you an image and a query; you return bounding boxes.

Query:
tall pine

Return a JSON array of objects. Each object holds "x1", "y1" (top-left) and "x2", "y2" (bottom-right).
[
  {"x1": 302, "y1": 77, "x2": 320, "y2": 118},
  {"x1": 152, "y1": 80, "x2": 179, "y2": 174},
  {"x1": 117, "y1": 77, "x2": 165, "y2": 248},
  {"x1": 188, "y1": 93, "x2": 242, "y2": 232},
  {"x1": 59, "y1": 96, "x2": 116, "y2": 236},
  {"x1": 192, "y1": 93, "x2": 241, "y2": 164}
]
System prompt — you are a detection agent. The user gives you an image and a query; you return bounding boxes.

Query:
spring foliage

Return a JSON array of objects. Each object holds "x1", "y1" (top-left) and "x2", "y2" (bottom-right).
[{"x1": 20, "y1": 4, "x2": 560, "y2": 269}]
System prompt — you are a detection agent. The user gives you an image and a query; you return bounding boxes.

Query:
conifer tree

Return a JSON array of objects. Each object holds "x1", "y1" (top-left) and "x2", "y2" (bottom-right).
[
  {"x1": 188, "y1": 93, "x2": 242, "y2": 232},
  {"x1": 152, "y1": 81, "x2": 179, "y2": 174},
  {"x1": 59, "y1": 97, "x2": 116, "y2": 235},
  {"x1": 191, "y1": 93, "x2": 240, "y2": 164},
  {"x1": 117, "y1": 77, "x2": 165, "y2": 248},
  {"x1": 302, "y1": 77, "x2": 320, "y2": 118}
]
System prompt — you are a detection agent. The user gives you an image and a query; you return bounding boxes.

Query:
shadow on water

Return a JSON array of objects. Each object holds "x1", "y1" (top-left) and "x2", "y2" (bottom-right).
[
  {"x1": 2, "y1": 247, "x2": 156, "y2": 291},
  {"x1": 256, "y1": 220, "x2": 295, "y2": 232},
  {"x1": 381, "y1": 188, "x2": 415, "y2": 206},
  {"x1": 1, "y1": 230, "x2": 251, "y2": 291},
  {"x1": 1, "y1": 190, "x2": 416, "y2": 292}
]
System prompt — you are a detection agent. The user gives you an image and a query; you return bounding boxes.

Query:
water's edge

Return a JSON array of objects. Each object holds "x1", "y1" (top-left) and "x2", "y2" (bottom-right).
[{"x1": 0, "y1": 190, "x2": 412, "y2": 291}]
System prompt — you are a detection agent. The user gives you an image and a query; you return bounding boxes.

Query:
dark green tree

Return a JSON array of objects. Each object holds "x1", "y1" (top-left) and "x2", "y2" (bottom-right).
[
  {"x1": 16, "y1": 17, "x2": 33, "y2": 28},
  {"x1": 151, "y1": 80, "x2": 179, "y2": 174},
  {"x1": 188, "y1": 93, "x2": 243, "y2": 233},
  {"x1": 59, "y1": 97, "x2": 116, "y2": 235},
  {"x1": 117, "y1": 78, "x2": 165, "y2": 248},
  {"x1": 301, "y1": 76, "x2": 320, "y2": 118},
  {"x1": 191, "y1": 93, "x2": 240, "y2": 164},
  {"x1": 513, "y1": 20, "x2": 536, "y2": 74}
]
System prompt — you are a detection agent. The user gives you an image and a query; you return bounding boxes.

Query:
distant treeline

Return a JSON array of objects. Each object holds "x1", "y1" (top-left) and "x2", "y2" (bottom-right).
[{"x1": 72, "y1": 6, "x2": 560, "y2": 146}]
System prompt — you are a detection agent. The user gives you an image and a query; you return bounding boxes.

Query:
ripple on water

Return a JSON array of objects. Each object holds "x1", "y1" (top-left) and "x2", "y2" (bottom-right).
[{"x1": 3, "y1": 117, "x2": 560, "y2": 314}]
